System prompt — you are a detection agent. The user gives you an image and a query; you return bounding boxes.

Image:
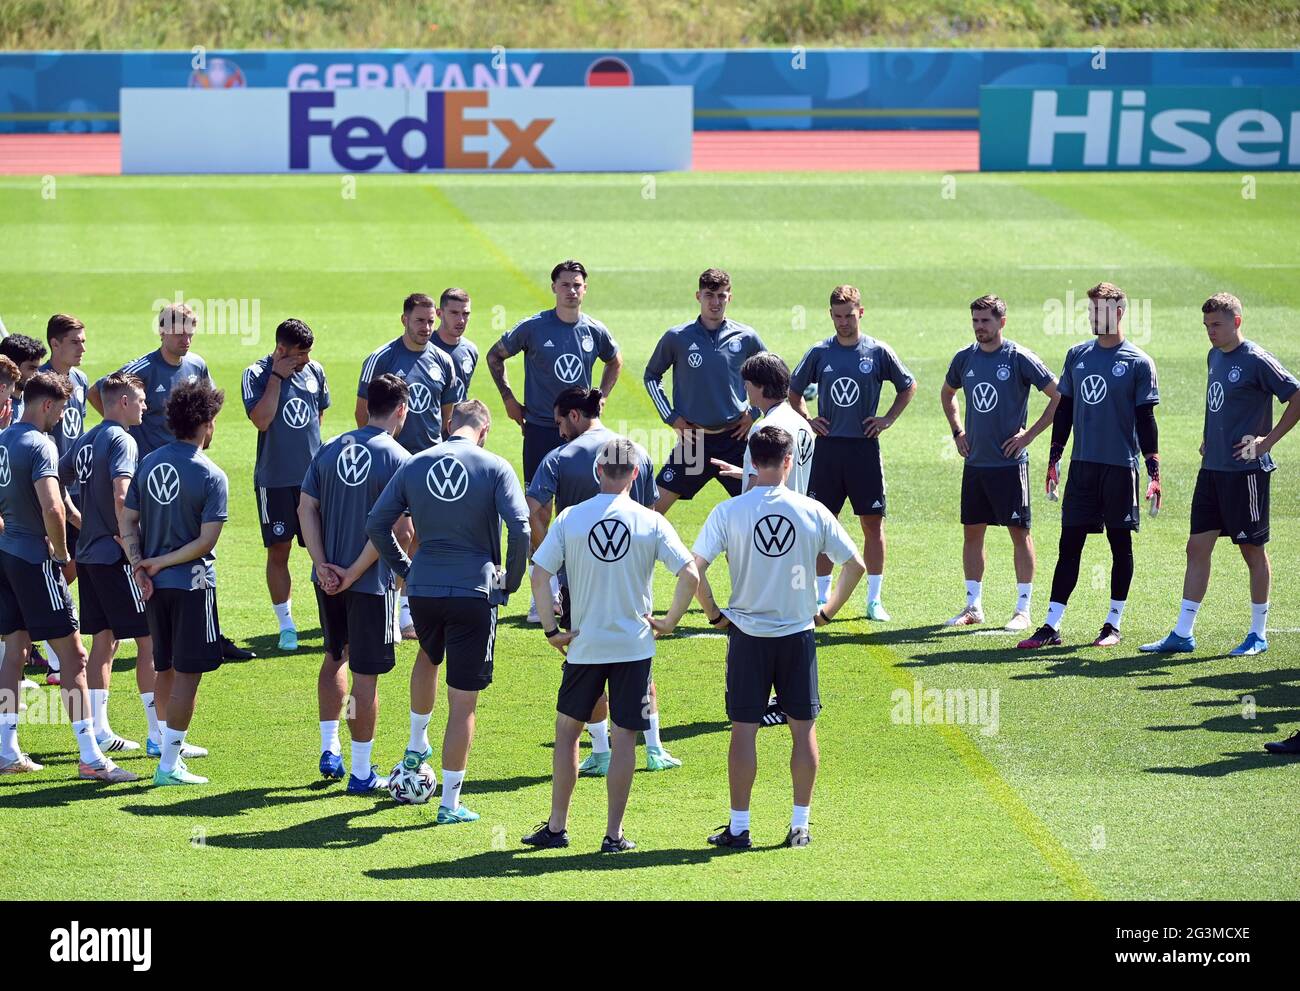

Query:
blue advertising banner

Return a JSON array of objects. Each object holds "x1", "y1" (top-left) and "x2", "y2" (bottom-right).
[
  {"x1": 1, "y1": 48, "x2": 1298, "y2": 133},
  {"x1": 981, "y1": 85, "x2": 1300, "y2": 170}
]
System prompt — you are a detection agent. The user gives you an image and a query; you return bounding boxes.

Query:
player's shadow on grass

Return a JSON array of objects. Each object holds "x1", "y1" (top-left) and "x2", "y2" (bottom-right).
[
  {"x1": 0, "y1": 777, "x2": 149, "y2": 805},
  {"x1": 202, "y1": 803, "x2": 425, "y2": 851},
  {"x1": 1010, "y1": 651, "x2": 1207, "y2": 681},
  {"x1": 119, "y1": 782, "x2": 335, "y2": 819},
  {"x1": 364, "y1": 843, "x2": 771, "y2": 882},
  {"x1": 1145, "y1": 750, "x2": 1295, "y2": 777}
]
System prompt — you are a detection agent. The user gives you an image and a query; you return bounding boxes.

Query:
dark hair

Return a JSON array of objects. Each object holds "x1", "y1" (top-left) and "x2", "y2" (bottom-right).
[
  {"x1": 23, "y1": 370, "x2": 72, "y2": 406},
  {"x1": 0, "y1": 334, "x2": 46, "y2": 367},
  {"x1": 748, "y1": 425, "x2": 792, "y2": 470},
  {"x1": 550, "y1": 260, "x2": 587, "y2": 283},
  {"x1": 275, "y1": 318, "x2": 314, "y2": 351},
  {"x1": 741, "y1": 352, "x2": 790, "y2": 401},
  {"x1": 366, "y1": 373, "x2": 409, "y2": 418},
  {"x1": 403, "y1": 293, "x2": 436, "y2": 315},
  {"x1": 439, "y1": 288, "x2": 470, "y2": 308},
  {"x1": 165, "y1": 380, "x2": 225, "y2": 439},
  {"x1": 46, "y1": 313, "x2": 84, "y2": 345},
  {"x1": 554, "y1": 386, "x2": 601, "y2": 419},
  {"x1": 970, "y1": 295, "x2": 1006, "y2": 319},
  {"x1": 699, "y1": 268, "x2": 730, "y2": 292},
  {"x1": 597, "y1": 437, "x2": 639, "y2": 481},
  {"x1": 449, "y1": 399, "x2": 490, "y2": 431},
  {"x1": 100, "y1": 372, "x2": 145, "y2": 405}
]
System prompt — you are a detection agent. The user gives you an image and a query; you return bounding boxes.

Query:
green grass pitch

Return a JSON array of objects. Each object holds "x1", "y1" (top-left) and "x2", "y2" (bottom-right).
[{"x1": 0, "y1": 171, "x2": 1297, "y2": 899}]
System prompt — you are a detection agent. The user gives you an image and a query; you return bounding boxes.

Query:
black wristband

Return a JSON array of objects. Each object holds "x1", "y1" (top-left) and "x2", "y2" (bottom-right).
[
  {"x1": 543, "y1": 626, "x2": 563, "y2": 639},
  {"x1": 818, "y1": 609, "x2": 831, "y2": 624},
  {"x1": 953, "y1": 427, "x2": 964, "y2": 438},
  {"x1": 708, "y1": 613, "x2": 725, "y2": 627}
]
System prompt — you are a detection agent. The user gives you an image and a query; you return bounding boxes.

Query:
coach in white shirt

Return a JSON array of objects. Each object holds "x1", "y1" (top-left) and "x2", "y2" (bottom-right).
[
  {"x1": 525, "y1": 437, "x2": 699, "y2": 854},
  {"x1": 711, "y1": 351, "x2": 816, "y2": 495},
  {"x1": 694, "y1": 424, "x2": 865, "y2": 850}
]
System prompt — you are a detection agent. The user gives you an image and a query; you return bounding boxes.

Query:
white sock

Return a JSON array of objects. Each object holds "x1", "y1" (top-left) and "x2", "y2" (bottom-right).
[
  {"x1": 644, "y1": 713, "x2": 662, "y2": 750},
  {"x1": 273, "y1": 599, "x2": 294, "y2": 632},
  {"x1": 408, "y1": 710, "x2": 431, "y2": 754},
  {"x1": 791, "y1": 804, "x2": 811, "y2": 829},
  {"x1": 160, "y1": 727, "x2": 186, "y2": 773},
  {"x1": 1252, "y1": 601, "x2": 1269, "y2": 638},
  {"x1": 320, "y1": 719, "x2": 340, "y2": 755},
  {"x1": 45, "y1": 643, "x2": 60, "y2": 673},
  {"x1": 1045, "y1": 601, "x2": 1066, "y2": 631},
  {"x1": 89, "y1": 688, "x2": 111, "y2": 738},
  {"x1": 729, "y1": 808, "x2": 750, "y2": 836},
  {"x1": 587, "y1": 719, "x2": 610, "y2": 754},
  {"x1": 816, "y1": 575, "x2": 831, "y2": 601},
  {"x1": 1016, "y1": 583, "x2": 1033, "y2": 615},
  {"x1": 351, "y1": 739, "x2": 373, "y2": 779},
  {"x1": 141, "y1": 692, "x2": 160, "y2": 745},
  {"x1": 867, "y1": 574, "x2": 883, "y2": 602},
  {"x1": 399, "y1": 594, "x2": 412, "y2": 629},
  {"x1": 441, "y1": 768, "x2": 465, "y2": 811},
  {"x1": 965, "y1": 580, "x2": 983, "y2": 610},
  {"x1": 0, "y1": 712, "x2": 19, "y2": 761},
  {"x1": 1107, "y1": 599, "x2": 1126, "y2": 629},
  {"x1": 1174, "y1": 598, "x2": 1202, "y2": 638},
  {"x1": 73, "y1": 717, "x2": 105, "y2": 765}
]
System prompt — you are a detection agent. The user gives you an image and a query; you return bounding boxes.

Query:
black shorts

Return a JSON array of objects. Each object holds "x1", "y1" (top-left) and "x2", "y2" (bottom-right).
[
  {"x1": 1191, "y1": 467, "x2": 1270, "y2": 545},
  {"x1": 0, "y1": 550, "x2": 77, "y2": 641},
  {"x1": 410, "y1": 596, "x2": 497, "y2": 691},
  {"x1": 656, "y1": 428, "x2": 746, "y2": 500},
  {"x1": 961, "y1": 463, "x2": 1031, "y2": 529},
  {"x1": 1061, "y1": 460, "x2": 1141, "y2": 533},
  {"x1": 79, "y1": 559, "x2": 150, "y2": 639},
  {"x1": 557, "y1": 658, "x2": 652, "y2": 732},
  {"x1": 146, "y1": 586, "x2": 223, "y2": 674},
  {"x1": 725, "y1": 626, "x2": 819, "y2": 723},
  {"x1": 523, "y1": 422, "x2": 564, "y2": 486},
  {"x1": 808, "y1": 436, "x2": 886, "y2": 517},
  {"x1": 256, "y1": 485, "x2": 304, "y2": 547},
  {"x1": 557, "y1": 582, "x2": 572, "y2": 632},
  {"x1": 315, "y1": 585, "x2": 399, "y2": 675}
]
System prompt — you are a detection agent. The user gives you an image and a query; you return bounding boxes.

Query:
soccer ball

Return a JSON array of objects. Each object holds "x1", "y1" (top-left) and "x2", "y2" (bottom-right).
[{"x1": 388, "y1": 762, "x2": 437, "y2": 805}]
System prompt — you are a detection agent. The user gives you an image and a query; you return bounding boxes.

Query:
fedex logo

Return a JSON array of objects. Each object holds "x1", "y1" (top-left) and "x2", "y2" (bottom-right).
[{"x1": 289, "y1": 91, "x2": 554, "y2": 172}]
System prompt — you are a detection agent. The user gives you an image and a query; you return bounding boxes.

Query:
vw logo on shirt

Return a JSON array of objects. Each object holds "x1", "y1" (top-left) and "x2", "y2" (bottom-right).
[
  {"x1": 407, "y1": 382, "x2": 433, "y2": 414},
  {"x1": 797, "y1": 431, "x2": 815, "y2": 466},
  {"x1": 75, "y1": 444, "x2": 94, "y2": 484},
  {"x1": 687, "y1": 352, "x2": 704, "y2": 369},
  {"x1": 554, "y1": 352, "x2": 584, "y2": 384},
  {"x1": 61, "y1": 406, "x2": 82, "y2": 439},
  {"x1": 282, "y1": 397, "x2": 312, "y2": 429},
  {"x1": 426, "y1": 456, "x2": 469, "y2": 502},
  {"x1": 971, "y1": 382, "x2": 999, "y2": 413},
  {"x1": 1207, "y1": 381, "x2": 1226, "y2": 413},
  {"x1": 587, "y1": 518, "x2": 631, "y2": 562},
  {"x1": 0, "y1": 448, "x2": 11, "y2": 488},
  {"x1": 753, "y1": 514, "x2": 796, "y2": 558},
  {"x1": 336, "y1": 441, "x2": 372, "y2": 486},
  {"x1": 1080, "y1": 374, "x2": 1108, "y2": 405},
  {"x1": 830, "y1": 377, "x2": 860, "y2": 407},
  {"x1": 146, "y1": 463, "x2": 181, "y2": 505}
]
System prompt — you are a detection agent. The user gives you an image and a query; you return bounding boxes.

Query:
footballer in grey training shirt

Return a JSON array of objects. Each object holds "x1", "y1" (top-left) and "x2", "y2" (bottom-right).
[
  {"x1": 1142, "y1": 293, "x2": 1300, "y2": 661},
  {"x1": 431, "y1": 289, "x2": 478, "y2": 404},
  {"x1": 940, "y1": 295, "x2": 1060, "y2": 633}
]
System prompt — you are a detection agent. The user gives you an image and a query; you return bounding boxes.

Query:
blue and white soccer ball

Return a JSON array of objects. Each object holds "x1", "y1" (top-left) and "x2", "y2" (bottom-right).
[
  {"x1": 803, "y1": 382, "x2": 818, "y2": 402},
  {"x1": 388, "y1": 762, "x2": 437, "y2": 805}
]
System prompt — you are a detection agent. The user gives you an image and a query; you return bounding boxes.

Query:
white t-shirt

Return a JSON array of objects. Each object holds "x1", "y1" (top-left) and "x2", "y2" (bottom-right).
[
  {"x1": 533, "y1": 491, "x2": 693, "y2": 664},
  {"x1": 693, "y1": 484, "x2": 857, "y2": 638},
  {"x1": 742, "y1": 401, "x2": 816, "y2": 495}
]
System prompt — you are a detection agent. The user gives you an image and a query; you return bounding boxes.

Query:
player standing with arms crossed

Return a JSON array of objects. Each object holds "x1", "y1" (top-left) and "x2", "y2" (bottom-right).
[
  {"x1": 940, "y1": 296, "x2": 1059, "y2": 631},
  {"x1": 1141, "y1": 293, "x2": 1300, "y2": 657}
]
